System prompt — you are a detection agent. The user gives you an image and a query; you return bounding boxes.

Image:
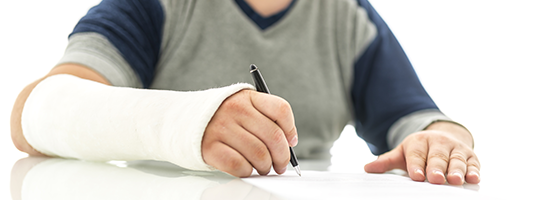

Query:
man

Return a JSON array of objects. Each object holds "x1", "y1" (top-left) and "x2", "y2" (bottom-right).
[{"x1": 11, "y1": 0, "x2": 480, "y2": 185}]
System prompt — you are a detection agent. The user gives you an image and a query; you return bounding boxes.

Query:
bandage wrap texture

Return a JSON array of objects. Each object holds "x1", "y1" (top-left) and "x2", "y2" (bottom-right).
[{"x1": 21, "y1": 74, "x2": 254, "y2": 171}]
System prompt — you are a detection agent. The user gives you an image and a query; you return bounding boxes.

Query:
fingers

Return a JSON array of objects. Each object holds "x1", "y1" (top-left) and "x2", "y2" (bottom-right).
[
  {"x1": 366, "y1": 132, "x2": 480, "y2": 185},
  {"x1": 249, "y1": 92, "x2": 298, "y2": 146},
  {"x1": 465, "y1": 155, "x2": 481, "y2": 184},
  {"x1": 219, "y1": 113, "x2": 290, "y2": 174},
  {"x1": 235, "y1": 91, "x2": 294, "y2": 173},
  {"x1": 442, "y1": 144, "x2": 481, "y2": 185},
  {"x1": 400, "y1": 131, "x2": 481, "y2": 185},
  {"x1": 446, "y1": 150, "x2": 468, "y2": 185},
  {"x1": 364, "y1": 130, "x2": 481, "y2": 186},
  {"x1": 215, "y1": 122, "x2": 273, "y2": 175},
  {"x1": 403, "y1": 139, "x2": 429, "y2": 182},
  {"x1": 425, "y1": 143, "x2": 452, "y2": 185},
  {"x1": 202, "y1": 90, "x2": 297, "y2": 176},
  {"x1": 238, "y1": 110, "x2": 290, "y2": 174}
]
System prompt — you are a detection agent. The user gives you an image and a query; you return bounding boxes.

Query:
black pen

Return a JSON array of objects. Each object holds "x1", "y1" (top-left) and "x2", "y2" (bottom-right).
[{"x1": 249, "y1": 64, "x2": 301, "y2": 177}]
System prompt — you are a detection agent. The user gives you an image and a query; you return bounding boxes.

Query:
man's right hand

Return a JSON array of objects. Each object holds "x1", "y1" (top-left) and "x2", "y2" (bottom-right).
[{"x1": 202, "y1": 90, "x2": 298, "y2": 177}]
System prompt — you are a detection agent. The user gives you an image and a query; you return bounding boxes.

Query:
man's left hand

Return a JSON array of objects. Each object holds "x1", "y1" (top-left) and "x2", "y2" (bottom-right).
[{"x1": 364, "y1": 122, "x2": 481, "y2": 185}]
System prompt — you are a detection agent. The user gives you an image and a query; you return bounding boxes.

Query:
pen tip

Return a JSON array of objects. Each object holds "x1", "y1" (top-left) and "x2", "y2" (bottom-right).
[
  {"x1": 294, "y1": 165, "x2": 301, "y2": 177},
  {"x1": 250, "y1": 64, "x2": 257, "y2": 71}
]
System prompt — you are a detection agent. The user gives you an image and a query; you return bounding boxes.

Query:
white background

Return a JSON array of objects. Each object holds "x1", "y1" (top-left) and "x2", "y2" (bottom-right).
[{"x1": 1, "y1": 0, "x2": 549, "y2": 199}]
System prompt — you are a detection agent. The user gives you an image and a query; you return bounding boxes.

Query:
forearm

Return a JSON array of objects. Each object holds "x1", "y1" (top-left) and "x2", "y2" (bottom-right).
[
  {"x1": 10, "y1": 64, "x2": 110, "y2": 156},
  {"x1": 19, "y1": 73, "x2": 254, "y2": 170}
]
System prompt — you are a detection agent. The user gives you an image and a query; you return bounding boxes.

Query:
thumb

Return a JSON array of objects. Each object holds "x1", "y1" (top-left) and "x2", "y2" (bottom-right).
[{"x1": 364, "y1": 145, "x2": 407, "y2": 173}]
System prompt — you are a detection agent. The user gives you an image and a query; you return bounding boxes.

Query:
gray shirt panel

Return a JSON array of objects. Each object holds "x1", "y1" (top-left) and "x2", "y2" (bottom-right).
[
  {"x1": 155, "y1": 0, "x2": 376, "y2": 158},
  {"x1": 57, "y1": 33, "x2": 142, "y2": 88}
]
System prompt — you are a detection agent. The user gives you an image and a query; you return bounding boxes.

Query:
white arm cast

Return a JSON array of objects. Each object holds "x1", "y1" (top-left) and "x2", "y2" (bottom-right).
[{"x1": 21, "y1": 74, "x2": 254, "y2": 171}]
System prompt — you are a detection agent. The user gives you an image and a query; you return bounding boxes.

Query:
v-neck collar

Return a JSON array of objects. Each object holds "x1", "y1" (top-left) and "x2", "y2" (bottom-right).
[{"x1": 234, "y1": 0, "x2": 297, "y2": 30}]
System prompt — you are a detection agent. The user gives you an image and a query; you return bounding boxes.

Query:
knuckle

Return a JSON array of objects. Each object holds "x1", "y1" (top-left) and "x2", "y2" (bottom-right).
[
  {"x1": 275, "y1": 99, "x2": 292, "y2": 117},
  {"x1": 222, "y1": 93, "x2": 251, "y2": 113},
  {"x1": 251, "y1": 145, "x2": 270, "y2": 163},
  {"x1": 449, "y1": 153, "x2": 468, "y2": 164},
  {"x1": 431, "y1": 135, "x2": 452, "y2": 145},
  {"x1": 411, "y1": 131, "x2": 429, "y2": 140},
  {"x1": 269, "y1": 127, "x2": 286, "y2": 145},
  {"x1": 222, "y1": 99, "x2": 245, "y2": 113},
  {"x1": 405, "y1": 132, "x2": 429, "y2": 145},
  {"x1": 239, "y1": 89, "x2": 252, "y2": 96},
  {"x1": 224, "y1": 156, "x2": 253, "y2": 177},
  {"x1": 222, "y1": 93, "x2": 239, "y2": 106},
  {"x1": 280, "y1": 100, "x2": 292, "y2": 112},
  {"x1": 428, "y1": 152, "x2": 450, "y2": 163},
  {"x1": 468, "y1": 159, "x2": 481, "y2": 169},
  {"x1": 224, "y1": 155, "x2": 245, "y2": 172},
  {"x1": 408, "y1": 148, "x2": 428, "y2": 162}
]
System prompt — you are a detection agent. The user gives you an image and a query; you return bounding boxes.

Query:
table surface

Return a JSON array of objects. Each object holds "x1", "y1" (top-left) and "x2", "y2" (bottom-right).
[
  {"x1": 10, "y1": 158, "x2": 487, "y2": 200},
  {"x1": 1, "y1": 0, "x2": 549, "y2": 199}
]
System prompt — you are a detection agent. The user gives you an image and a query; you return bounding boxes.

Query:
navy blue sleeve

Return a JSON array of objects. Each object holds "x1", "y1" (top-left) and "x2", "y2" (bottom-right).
[
  {"x1": 353, "y1": 0, "x2": 439, "y2": 155},
  {"x1": 70, "y1": 0, "x2": 164, "y2": 88}
]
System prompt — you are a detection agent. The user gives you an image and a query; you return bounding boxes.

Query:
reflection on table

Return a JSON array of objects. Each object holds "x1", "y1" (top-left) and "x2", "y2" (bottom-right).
[{"x1": 10, "y1": 157, "x2": 283, "y2": 200}]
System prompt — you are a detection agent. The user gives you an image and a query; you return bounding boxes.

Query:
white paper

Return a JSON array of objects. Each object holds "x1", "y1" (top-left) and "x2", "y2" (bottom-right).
[{"x1": 242, "y1": 170, "x2": 489, "y2": 200}]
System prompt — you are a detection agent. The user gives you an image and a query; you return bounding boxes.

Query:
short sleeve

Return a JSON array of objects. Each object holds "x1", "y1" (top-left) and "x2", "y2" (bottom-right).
[{"x1": 67, "y1": 0, "x2": 165, "y2": 88}]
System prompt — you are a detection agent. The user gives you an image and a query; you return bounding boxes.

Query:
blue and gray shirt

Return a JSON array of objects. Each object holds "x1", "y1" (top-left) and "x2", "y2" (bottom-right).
[{"x1": 58, "y1": 0, "x2": 452, "y2": 159}]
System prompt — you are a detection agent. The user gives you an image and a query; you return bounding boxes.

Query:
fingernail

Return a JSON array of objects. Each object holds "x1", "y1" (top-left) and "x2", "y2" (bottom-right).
[
  {"x1": 450, "y1": 171, "x2": 463, "y2": 177},
  {"x1": 433, "y1": 170, "x2": 445, "y2": 177},
  {"x1": 290, "y1": 136, "x2": 298, "y2": 147},
  {"x1": 414, "y1": 168, "x2": 424, "y2": 176},
  {"x1": 468, "y1": 171, "x2": 480, "y2": 178},
  {"x1": 450, "y1": 171, "x2": 464, "y2": 182}
]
